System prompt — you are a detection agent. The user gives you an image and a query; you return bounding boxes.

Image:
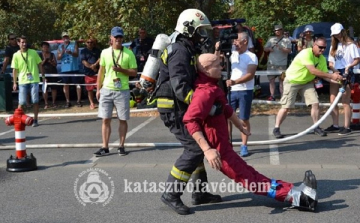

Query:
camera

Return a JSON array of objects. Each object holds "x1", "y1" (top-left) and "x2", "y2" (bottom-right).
[
  {"x1": 218, "y1": 24, "x2": 238, "y2": 53},
  {"x1": 212, "y1": 19, "x2": 245, "y2": 53}
]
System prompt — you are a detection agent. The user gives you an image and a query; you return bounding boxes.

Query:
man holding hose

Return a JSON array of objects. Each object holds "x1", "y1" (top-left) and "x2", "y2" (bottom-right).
[{"x1": 273, "y1": 37, "x2": 343, "y2": 139}]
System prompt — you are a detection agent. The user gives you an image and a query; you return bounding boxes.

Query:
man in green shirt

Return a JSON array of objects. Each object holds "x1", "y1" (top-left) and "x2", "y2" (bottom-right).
[
  {"x1": 94, "y1": 27, "x2": 137, "y2": 156},
  {"x1": 273, "y1": 37, "x2": 343, "y2": 138},
  {"x1": 11, "y1": 35, "x2": 44, "y2": 127}
]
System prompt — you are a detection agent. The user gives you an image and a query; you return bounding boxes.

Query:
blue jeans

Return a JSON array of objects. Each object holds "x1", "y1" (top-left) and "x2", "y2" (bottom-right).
[
  {"x1": 229, "y1": 90, "x2": 253, "y2": 120},
  {"x1": 18, "y1": 83, "x2": 39, "y2": 105}
]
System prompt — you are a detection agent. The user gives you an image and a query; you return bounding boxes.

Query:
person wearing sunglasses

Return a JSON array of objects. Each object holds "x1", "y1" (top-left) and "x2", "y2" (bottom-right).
[
  {"x1": 325, "y1": 23, "x2": 360, "y2": 135},
  {"x1": 1, "y1": 33, "x2": 19, "y2": 74},
  {"x1": 273, "y1": 37, "x2": 343, "y2": 139},
  {"x1": 94, "y1": 27, "x2": 137, "y2": 157}
]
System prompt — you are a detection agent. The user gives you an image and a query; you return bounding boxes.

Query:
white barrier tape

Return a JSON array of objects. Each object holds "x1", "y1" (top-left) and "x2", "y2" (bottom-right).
[
  {"x1": 38, "y1": 69, "x2": 360, "y2": 77},
  {"x1": 352, "y1": 103, "x2": 360, "y2": 110},
  {"x1": 352, "y1": 113, "x2": 360, "y2": 119},
  {"x1": 40, "y1": 82, "x2": 96, "y2": 86}
]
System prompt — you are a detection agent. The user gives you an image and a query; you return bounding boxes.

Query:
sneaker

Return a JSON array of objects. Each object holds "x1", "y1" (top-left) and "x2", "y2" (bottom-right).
[
  {"x1": 118, "y1": 147, "x2": 128, "y2": 156},
  {"x1": 93, "y1": 148, "x2": 109, "y2": 157},
  {"x1": 338, "y1": 128, "x2": 351, "y2": 136},
  {"x1": 314, "y1": 127, "x2": 327, "y2": 137},
  {"x1": 267, "y1": 95, "x2": 275, "y2": 101},
  {"x1": 240, "y1": 145, "x2": 249, "y2": 157},
  {"x1": 32, "y1": 120, "x2": 39, "y2": 127},
  {"x1": 324, "y1": 125, "x2": 340, "y2": 133},
  {"x1": 273, "y1": 127, "x2": 284, "y2": 138}
]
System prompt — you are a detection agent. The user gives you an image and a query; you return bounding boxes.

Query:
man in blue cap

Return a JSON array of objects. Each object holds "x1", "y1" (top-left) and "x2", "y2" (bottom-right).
[{"x1": 93, "y1": 26, "x2": 137, "y2": 157}]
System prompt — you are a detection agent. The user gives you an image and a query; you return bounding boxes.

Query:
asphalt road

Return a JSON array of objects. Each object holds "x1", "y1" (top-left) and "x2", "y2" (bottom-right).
[{"x1": 0, "y1": 112, "x2": 359, "y2": 223}]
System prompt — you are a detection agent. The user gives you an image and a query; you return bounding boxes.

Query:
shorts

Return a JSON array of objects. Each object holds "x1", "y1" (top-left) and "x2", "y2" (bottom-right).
[
  {"x1": 229, "y1": 90, "x2": 253, "y2": 120},
  {"x1": 18, "y1": 83, "x2": 39, "y2": 105},
  {"x1": 98, "y1": 88, "x2": 130, "y2": 120},
  {"x1": 85, "y1": 75, "x2": 97, "y2": 91},
  {"x1": 280, "y1": 78, "x2": 319, "y2": 108},
  {"x1": 267, "y1": 64, "x2": 287, "y2": 80},
  {"x1": 61, "y1": 71, "x2": 83, "y2": 84}
]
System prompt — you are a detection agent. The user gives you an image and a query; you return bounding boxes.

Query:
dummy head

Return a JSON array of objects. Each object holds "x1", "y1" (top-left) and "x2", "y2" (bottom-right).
[{"x1": 197, "y1": 53, "x2": 222, "y2": 79}]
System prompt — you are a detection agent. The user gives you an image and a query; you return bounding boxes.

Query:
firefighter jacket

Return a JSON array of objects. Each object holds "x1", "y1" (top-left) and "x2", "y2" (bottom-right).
[{"x1": 156, "y1": 36, "x2": 197, "y2": 113}]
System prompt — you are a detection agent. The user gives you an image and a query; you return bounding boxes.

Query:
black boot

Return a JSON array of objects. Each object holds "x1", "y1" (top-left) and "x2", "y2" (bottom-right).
[
  {"x1": 161, "y1": 192, "x2": 190, "y2": 215},
  {"x1": 299, "y1": 191, "x2": 317, "y2": 211},
  {"x1": 191, "y1": 192, "x2": 222, "y2": 205},
  {"x1": 299, "y1": 170, "x2": 318, "y2": 211}
]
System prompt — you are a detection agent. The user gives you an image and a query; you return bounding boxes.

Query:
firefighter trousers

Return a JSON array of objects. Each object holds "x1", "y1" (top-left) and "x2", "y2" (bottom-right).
[{"x1": 160, "y1": 112, "x2": 208, "y2": 194}]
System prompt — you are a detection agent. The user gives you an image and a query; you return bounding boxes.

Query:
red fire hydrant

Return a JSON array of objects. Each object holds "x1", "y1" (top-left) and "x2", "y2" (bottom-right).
[
  {"x1": 4, "y1": 108, "x2": 37, "y2": 172},
  {"x1": 351, "y1": 83, "x2": 360, "y2": 130}
]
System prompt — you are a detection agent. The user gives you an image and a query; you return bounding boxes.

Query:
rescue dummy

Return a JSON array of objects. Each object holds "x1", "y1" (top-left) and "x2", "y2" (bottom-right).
[{"x1": 183, "y1": 53, "x2": 318, "y2": 212}]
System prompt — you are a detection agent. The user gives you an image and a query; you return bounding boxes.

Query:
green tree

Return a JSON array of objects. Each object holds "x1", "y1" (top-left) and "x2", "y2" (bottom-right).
[
  {"x1": 55, "y1": 0, "x2": 228, "y2": 47},
  {"x1": 0, "y1": 0, "x2": 60, "y2": 48},
  {"x1": 232, "y1": 0, "x2": 360, "y2": 40}
]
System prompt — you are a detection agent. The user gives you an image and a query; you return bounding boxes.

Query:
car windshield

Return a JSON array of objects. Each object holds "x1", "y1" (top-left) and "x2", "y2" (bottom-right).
[{"x1": 292, "y1": 22, "x2": 334, "y2": 39}]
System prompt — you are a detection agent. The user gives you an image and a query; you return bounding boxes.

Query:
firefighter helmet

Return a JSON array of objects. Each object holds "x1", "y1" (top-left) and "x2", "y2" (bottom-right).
[{"x1": 175, "y1": 9, "x2": 212, "y2": 38}]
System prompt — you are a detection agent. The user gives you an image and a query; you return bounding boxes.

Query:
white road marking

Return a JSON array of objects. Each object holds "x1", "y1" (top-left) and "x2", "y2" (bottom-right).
[
  {"x1": 0, "y1": 118, "x2": 51, "y2": 137},
  {"x1": 268, "y1": 116, "x2": 280, "y2": 165}
]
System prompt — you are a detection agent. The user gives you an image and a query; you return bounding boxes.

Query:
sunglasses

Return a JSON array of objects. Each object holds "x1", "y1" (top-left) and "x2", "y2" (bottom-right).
[
  {"x1": 315, "y1": 44, "x2": 326, "y2": 50},
  {"x1": 114, "y1": 35, "x2": 123, "y2": 39},
  {"x1": 9, "y1": 38, "x2": 16, "y2": 40}
]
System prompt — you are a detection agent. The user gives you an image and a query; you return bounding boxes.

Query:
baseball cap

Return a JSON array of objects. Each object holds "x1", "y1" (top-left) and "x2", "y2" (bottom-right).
[
  {"x1": 274, "y1": 25, "x2": 283, "y2": 31},
  {"x1": 111, "y1": 26, "x2": 124, "y2": 37},
  {"x1": 331, "y1": 23, "x2": 344, "y2": 36},
  {"x1": 61, "y1": 31, "x2": 69, "y2": 37},
  {"x1": 304, "y1": 25, "x2": 314, "y2": 32}
]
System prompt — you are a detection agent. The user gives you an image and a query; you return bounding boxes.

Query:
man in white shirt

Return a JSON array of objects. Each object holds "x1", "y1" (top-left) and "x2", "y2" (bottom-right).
[{"x1": 216, "y1": 32, "x2": 258, "y2": 157}]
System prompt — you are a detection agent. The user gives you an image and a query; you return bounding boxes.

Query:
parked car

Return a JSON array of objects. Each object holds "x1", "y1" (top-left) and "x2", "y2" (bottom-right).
[{"x1": 292, "y1": 22, "x2": 335, "y2": 59}]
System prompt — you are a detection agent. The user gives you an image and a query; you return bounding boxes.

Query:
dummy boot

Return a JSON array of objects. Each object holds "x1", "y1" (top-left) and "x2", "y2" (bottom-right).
[
  {"x1": 288, "y1": 170, "x2": 318, "y2": 211},
  {"x1": 299, "y1": 170, "x2": 318, "y2": 211}
]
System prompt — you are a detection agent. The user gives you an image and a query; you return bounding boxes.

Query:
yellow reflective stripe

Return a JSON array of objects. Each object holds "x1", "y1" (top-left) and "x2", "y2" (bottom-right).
[
  {"x1": 157, "y1": 98, "x2": 174, "y2": 108},
  {"x1": 170, "y1": 166, "x2": 191, "y2": 182},
  {"x1": 146, "y1": 98, "x2": 157, "y2": 105},
  {"x1": 161, "y1": 48, "x2": 168, "y2": 65},
  {"x1": 184, "y1": 89, "x2": 194, "y2": 104},
  {"x1": 192, "y1": 163, "x2": 205, "y2": 174}
]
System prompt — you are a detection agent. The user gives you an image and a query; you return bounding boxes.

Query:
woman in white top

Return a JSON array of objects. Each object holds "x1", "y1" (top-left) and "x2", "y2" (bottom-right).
[{"x1": 326, "y1": 23, "x2": 360, "y2": 135}]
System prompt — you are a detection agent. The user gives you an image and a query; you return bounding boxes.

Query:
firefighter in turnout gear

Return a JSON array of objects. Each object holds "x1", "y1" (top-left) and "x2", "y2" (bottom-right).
[{"x1": 157, "y1": 9, "x2": 222, "y2": 215}]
